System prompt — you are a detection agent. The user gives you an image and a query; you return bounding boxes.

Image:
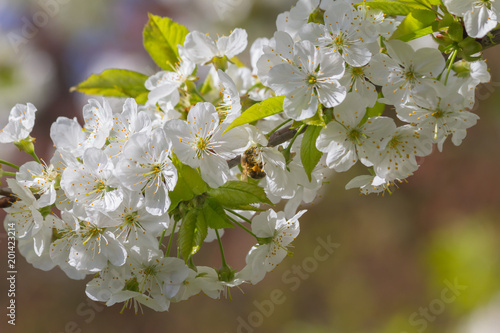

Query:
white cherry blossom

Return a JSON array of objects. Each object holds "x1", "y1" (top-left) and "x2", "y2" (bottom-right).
[
  {"x1": 106, "y1": 249, "x2": 189, "y2": 312},
  {"x1": 374, "y1": 125, "x2": 433, "y2": 181},
  {"x1": 145, "y1": 55, "x2": 195, "y2": 109},
  {"x1": 444, "y1": 0, "x2": 500, "y2": 38},
  {"x1": 240, "y1": 209, "x2": 304, "y2": 284},
  {"x1": 4, "y1": 179, "x2": 60, "y2": 256},
  {"x1": 395, "y1": 91, "x2": 479, "y2": 151},
  {"x1": 366, "y1": 40, "x2": 445, "y2": 106},
  {"x1": 82, "y1": 98, "x2": 114, "y2": 149},
  {"x1": 115, "y1": 128, "x2": 178, "y2": 216},
  {"x1": 164, "y1": 102, "x2": 247, "y2": 188},
  {"x1": 183, "y1": 28, "x2": 248, "y2": 65},
  {"x1": 16, "y1": 159, "x2": 59, "y2": 207},
  {"x1": 61, "y1": 148, "x2": 124, "y2": 212},
  {"x1": 172, "y1": 266, "x2": 223, "y2": 302},
  {"x1": 267, "y1": 40, "x2": 346, "y2": 120},
  {"x1": 50, "y1": 211, "x2": 127, "y2": 273},
  {"x1": 50, "y1": 116, "x2": 88, "y2": 157},
  {"x1": 215, "y1": 69, "x2": 242, "y2": 124},
  {"x1": 300, "y1": 1, "x2": 377, "y2": 67},
  {"x1": 316, "y1": 93, "x2": 396, "y2": 172},
  {"x1": 256, "y1": 31, "x2": 295, "y2": 87},
  {"x1": 106, "y1": 98, "x2": 152, "y2": 159},
  {"x1": 0, "y1": 103, "x2": 37, "y2": 143}
]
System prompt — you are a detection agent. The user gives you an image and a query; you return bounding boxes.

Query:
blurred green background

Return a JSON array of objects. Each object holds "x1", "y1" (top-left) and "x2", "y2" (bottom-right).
[{"x1": 1, "y1": 1, "x2": 500, "y2": 332}]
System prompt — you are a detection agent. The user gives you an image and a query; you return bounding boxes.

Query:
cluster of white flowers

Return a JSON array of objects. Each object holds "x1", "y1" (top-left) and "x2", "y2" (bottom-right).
[{"x1": 0, "y1": 0, "x2": 492, "y2": 311}]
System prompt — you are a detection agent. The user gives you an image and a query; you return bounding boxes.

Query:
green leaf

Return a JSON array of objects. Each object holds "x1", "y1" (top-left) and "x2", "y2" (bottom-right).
[
  {"x1": 355, "y1": 1, "x2": 427, "y2": 16},
  {"x1": 143, "y1": 14, "x2": 189, "y2": 70},
  {"x1": 135, "y1": 92, "x2": 149, "y2": 105},
  {"x1": 70, "y1": 69, "x2": 149, "y2": 104},
  {"x1": 229, "y1": 56, "x2": 246, "y2": 68},
  {"x1": 459, "y1": 37, "x2": 483, "y2": 60},
  {"x1": 202, "y1": 198, "x2": 234, "y2": 229},
  {"x1": 366, "y1": 100, "x2": 386, "y2": 118},
  {"x1": 398, "y1": 0, "x2": 439, "y2": 7},
  {"x1": 448, "y1": 21, "x2": 464, "y2": 42},
  {"x1": 303, "y1": 107, "x2": 326, "y2": 127},
  {"x1": 419, "y1": 0, "x2": 442, "y2": 5},
  {"x1": 224, "y1": 96, "x2": 285, "y2": 134},
  {"x1": 359, "y1": 96, "x2": 386, "y2": 126},
  {"x1": 438, "y1": 14, "x2": 455, "y2": 31},
  {"x1": 301, "y1": 126, "x2": 323, "y2": 182},
  {"x1": 168, "y1": 154, "x2": 209, "y2": 212},
  {"x1": 208, "y1": 180, "x2": 272, "y2": 209},
  {"x1": 390, "y1": 10, "x2": 436, "y2": 42},
  {"x1": 178, "y1": 209, "x2": 207, "y2": 263}
]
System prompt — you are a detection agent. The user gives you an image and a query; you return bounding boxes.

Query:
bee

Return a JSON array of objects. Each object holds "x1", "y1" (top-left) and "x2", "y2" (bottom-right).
[
  {"x1": 241, "y1": 147, "x2": 266, "y2": 180},
  {"x1": 0, "y1": 193, "x2": 16, "y2": 209}
]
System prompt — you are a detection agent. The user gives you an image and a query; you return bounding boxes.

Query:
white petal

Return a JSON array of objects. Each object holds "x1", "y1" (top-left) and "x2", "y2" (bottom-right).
[{"x1": 217, "y1": 28, "x2": 248, "y2": 58}]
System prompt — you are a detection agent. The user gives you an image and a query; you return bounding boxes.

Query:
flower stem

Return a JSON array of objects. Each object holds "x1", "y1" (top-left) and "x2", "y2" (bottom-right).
[
  {"x1": 215, "y1": 229, "x2": 227, "y2": 266},
  {"x1": 158, "y1": 229, "x2": 166, "y2": 250},
  {"x1": 226, "y1": 209, "x2": 253, "y2": 224},
  {"x1": 29, "y1": 151, "x2": 41, "y2": 164},
  {"x1": 0, "y1": 160, "x2": 20, "y2": 170},
  {"x1": 1, "y1": 171, "x2": 16, "y2": 177},
  {"x1": 245, "y1": 82, "x2": 262, "y2": 94},
  {"x1": 227, "y1": 215, "x2": 258, "y2": 240},
  {"x1": 266, "y1": 119, "x2": 292, "y2": 139},
  {"x1": 282, "y1": 124, "x2": 306, "y2": 162},
  {"x1": 165, "y1": 218, "x2": 179, "y2": 257},
  {"x1": 192, "y1": 88, "x2": 206, "y2": 102},
  {"x1": 287, "y1": 124, "x2": 305, "y2": 150},
  {"x1": 444, "y1": 49, "x2": 458, "y2": 86}
]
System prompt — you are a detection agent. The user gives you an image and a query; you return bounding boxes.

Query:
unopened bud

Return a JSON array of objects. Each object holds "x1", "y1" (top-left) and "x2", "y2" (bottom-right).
[
  {"x1": 14, "y1": 136, "x2": 36, "y2": 155},
  {"x1": 218, "y1": 264, "x2": 236, "y2": 282}
]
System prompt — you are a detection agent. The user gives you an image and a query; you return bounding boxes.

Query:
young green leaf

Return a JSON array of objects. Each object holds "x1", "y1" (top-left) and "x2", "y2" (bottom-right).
[
  {"x1": 303, "y1": 107, "x2": 326, "y2": 127},
  {"x1": 207, "y1": 180, "x2": 273, "y2": 209},
  {"x1": 202, "y1": 198, "x2": 234, "y2": 229},
  {"x1": 143, "y1": 14, "x2": 189, "y2": 70},
  {"x1": 418, "y1": 0, "x2": 442, "y2": 5},
  {"x1": 448, "y1": 21, "x2": 465, "y2": 42},
  {"x1": 359, "y1": 96, "x2": 386, "y2": 126},
  {"x1": 178, "y1": 209, "x2": 207, "y2": 263},
  {"x1": 366, "y1": 100, "x2": 386, "y2": 118},
  {"x1": 355, "y1": 1, "x2": 421, "y2": 16},
  {"x1": 301, "y1": 126, "x2": 323, "y2": 182},
  {"x1": 70, "y1": 69, "x2": 149, "y2": 104},
  {"x1": 168, "y1": 154, "x2": 209, "y2": 212},
  {"x1": 223, "y1": 96, "x2": 285, "y2": 134},
  {"x1": 390, "y1": 10, "x2": 436, "y2": 42}
]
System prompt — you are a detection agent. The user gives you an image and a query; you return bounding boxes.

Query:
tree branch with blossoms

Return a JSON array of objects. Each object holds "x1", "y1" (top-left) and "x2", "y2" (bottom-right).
[{"x1": 0, "y1": 0, "x2": 498, "y2": 312}]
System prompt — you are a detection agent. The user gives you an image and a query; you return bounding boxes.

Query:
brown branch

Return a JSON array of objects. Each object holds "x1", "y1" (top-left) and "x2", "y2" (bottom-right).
[{"x1": 477, "y1": 28, "x2": 500, "y2": 50}]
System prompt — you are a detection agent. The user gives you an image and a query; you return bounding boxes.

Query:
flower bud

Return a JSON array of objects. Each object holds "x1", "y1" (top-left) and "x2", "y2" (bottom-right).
[
  {"x1": 218, "y1": 264, "x2": 236, "y2": 282},
  {"x1": 14, "y1": 136, "x2": 36, "y2": 156}
]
